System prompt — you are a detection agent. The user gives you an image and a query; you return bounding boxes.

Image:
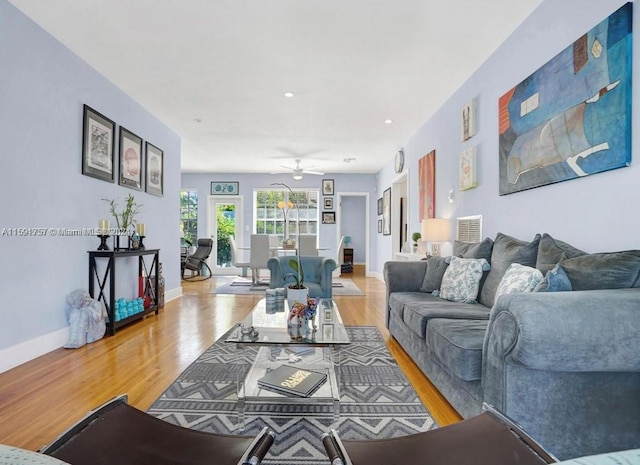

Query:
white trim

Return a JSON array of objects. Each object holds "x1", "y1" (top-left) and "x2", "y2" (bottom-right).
[
  {"x1": 391, "y1": 171, "x2": 409, "y2": 256},
  {"x1": 0, "y1": 327, "x2": 68, "y2": 374},
  {"x1": 165, "y1": 286, "x2": 182, "y2": 302}
]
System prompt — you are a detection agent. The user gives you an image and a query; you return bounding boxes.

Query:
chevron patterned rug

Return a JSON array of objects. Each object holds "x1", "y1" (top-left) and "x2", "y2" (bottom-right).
[{"x1": 148, "y1": 326, "x2": 436, "y2": 465}]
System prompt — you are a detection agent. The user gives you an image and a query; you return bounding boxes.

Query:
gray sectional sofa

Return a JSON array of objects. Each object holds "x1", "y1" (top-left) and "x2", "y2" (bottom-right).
[{"x1": 384, "y1": 232, "x2": 640, "y2": 460}]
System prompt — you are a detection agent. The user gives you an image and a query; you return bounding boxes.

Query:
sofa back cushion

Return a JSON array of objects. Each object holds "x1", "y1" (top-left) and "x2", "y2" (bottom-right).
[
  {"x1": 536, "y1": 233, "x2": 586, "y2": 274},
  {"x1": 479, "y1": 233, "x2": 541, "y2": 308},
  {"x1": 453, "y1": 237, "x2": 494, "y2": 261},
  {"x1": 440, "y1": 257, "x2": 490, "y2": 304},
  {"x1": 560, "y1": 250, "x2": 640, "y2": 290},
  {"x1": 419, "y1": 256, "x2": 450, "y2": 293}
]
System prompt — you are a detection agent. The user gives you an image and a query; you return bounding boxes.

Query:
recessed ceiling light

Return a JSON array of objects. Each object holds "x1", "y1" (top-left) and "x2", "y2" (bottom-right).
[
  {"x1": 384, "y1": 119, "x2": 393, "y2": 124},
  {"x1": 194, "y1": 118, "x2": 203, "y2": 123},
  {"x1": 284, "y1": 91, "x2": 295, "y2": 98}
]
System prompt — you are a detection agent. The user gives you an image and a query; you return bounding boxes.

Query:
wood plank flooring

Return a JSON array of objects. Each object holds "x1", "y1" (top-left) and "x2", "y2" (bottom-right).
[{"x1": 0, "y1": 266, "x2": 461, "y2": 450}]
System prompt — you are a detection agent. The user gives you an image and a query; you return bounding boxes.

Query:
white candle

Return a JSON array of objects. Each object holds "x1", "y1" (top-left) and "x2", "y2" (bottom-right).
[
  {"x1": 136, "y1": 223, "x2": 146, "y2": 236},
  {"x1": 99, "y1": 219, "x2": 109, "y2": 235}
]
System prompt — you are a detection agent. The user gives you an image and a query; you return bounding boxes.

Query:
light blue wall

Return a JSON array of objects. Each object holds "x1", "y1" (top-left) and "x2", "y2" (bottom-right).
[
  {"x1": 341, "y1": 196, "x2": 367, "y2": 263},
  {"x1": 375, "y1": 0, "x2": 639, "y2": 274},
  {"x1": 0, "y1": 1, "x2": 181, "y2": 369},
  {"x1": 181, "y1": 173, "x2": 377, "y2": 266}
]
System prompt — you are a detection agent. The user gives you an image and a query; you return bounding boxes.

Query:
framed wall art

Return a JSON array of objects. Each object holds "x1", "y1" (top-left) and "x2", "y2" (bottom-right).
[
  {"x1": 322, "y1": 211, "x2": 336, "y2": 224},
  {"x1": 82, "y1": 105, "x2": 115, "y2": 183},
  {"x1": 382, "y1": 187, "x2": 391, "y2": 235},
  {"x1": 324, "y1": 197, "x2": 333, "y2": 209},
  {"x1": 119, "y1": 127, "x2": 143, "y2": 190},
  {"x1": 461, "y1": 98, "x2": 477, "y2": 141},
  {"x1": 418, "y1": 150, "x2": 436, "y2": 220},
  {"x1": 498, "y1": 3, "x2": 632, "y2": 195},
  {"x1": 211, "y1": 182, "x2": 239, "y2": 195},
  {"x1": 459, "y1": 146, "x2": 478, "y2": 191},
  {"x1": 377, "y1": 197, "x2": 383, "y2": 215},
  {"x1": 145, "y1": 142, "x2": 164, "y2": 196},
  {"x1": 378, "y1": 219, "x2": 382, "y2": 234},
  {"x1": 322, "y1": 179, "x2": 334, "y2": 195}
]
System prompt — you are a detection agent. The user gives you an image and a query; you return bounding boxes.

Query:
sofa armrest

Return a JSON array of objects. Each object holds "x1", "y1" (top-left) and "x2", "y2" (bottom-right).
[
  {"x1": 319, "y1": 257, "x2": 337, "y2": 298},
  {"x1": 484, "y1": 288, "x2": 640, "y2": 374},
  {"x1": 384, "y1": 261, "x2": 428, "y2": 328}
]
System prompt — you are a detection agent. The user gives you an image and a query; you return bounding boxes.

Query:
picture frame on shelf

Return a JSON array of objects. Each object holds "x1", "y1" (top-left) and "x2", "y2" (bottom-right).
[
  {"x1": 322, "y1": 211, "x2": 336, "y2": 224},
  {"x1": 322, "y1": 179, "x2": 334, "y2": 195},
  {"x1": 82, "y1": 105, "x2": 115, "y2": 183},
  {"x1": 145, "y1": 142, "x2": 164, "y2": 196},
  {"x1": 382, "y1": 187, "x2": 391, "y2": 235},
  {"x1": 211, "y1": 181, "x2": 239, "y2": 195},
  {"x1": 119, "y1": 127, "x2": 143, "y2": 190},
  {"x1": 324, "y1": 197, "x2": 333, "y2": 209}
]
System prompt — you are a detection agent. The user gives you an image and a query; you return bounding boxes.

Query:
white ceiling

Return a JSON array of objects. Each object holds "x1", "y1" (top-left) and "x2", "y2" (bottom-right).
[{"x1": 10, "y1": 0, "x2": 542, "y2": 176}]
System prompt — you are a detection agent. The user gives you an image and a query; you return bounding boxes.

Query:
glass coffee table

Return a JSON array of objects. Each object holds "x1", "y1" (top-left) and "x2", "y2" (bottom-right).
[{"x1": 225, "y1": 298, "x2": 350, "y2": 428}]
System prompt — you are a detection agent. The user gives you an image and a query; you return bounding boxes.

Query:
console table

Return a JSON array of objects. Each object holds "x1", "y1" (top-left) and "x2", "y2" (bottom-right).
[{"x1": 88, "y1": 248, "x2": 160, "y2": 335}]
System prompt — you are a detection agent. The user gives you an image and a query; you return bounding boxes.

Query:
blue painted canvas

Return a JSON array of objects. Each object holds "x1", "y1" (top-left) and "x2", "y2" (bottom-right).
[{"x1": 499, "y1": 3, "x2": 632, "y2": 195}]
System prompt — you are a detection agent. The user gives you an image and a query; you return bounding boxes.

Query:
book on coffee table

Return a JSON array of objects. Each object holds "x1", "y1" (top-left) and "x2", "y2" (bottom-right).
[{"x1": 258, "y1": 364, "x2": 327, "y2": 397}]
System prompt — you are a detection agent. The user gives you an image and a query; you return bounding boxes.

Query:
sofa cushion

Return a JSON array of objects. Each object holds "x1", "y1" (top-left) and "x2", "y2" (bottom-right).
[
  {"x1": 426, "y1": 318, "x2": 488, "y2": 382},
  {"x1": 536, "y1": 233, "x2": 586, "y2": 274},
  {"x1": 560, "y1": 250, "x2": 640, "y2": 290},
  {"x1": 495, "y1": 263, "x2": 543, "y2": 300},
  {"x1": 388, "y1": 292, "x2": 433, "y2": 323},
  {"x1": 533, "y1": 263, "x2": 573, "y2": 292},
  {"x1": 400, "y1": 295, "x2": 490, "y2": 338},
  {"x1": 419, "y1": 256, "x2": 450, "y2": 293},
  {"x1": 479, "y1": 233, "x2": 541, "y2": 308},
  {"x1": 440, "y1": 257, "x2": 490, "y2": 304},
  {"x1": 453, "y1": 237, "x2": 494, "y2": 261}
]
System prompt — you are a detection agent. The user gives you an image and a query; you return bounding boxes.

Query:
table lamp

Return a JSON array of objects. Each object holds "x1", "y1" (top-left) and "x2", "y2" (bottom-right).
[{"x1": 421, "y1": 218, "x2": 450, "y2": 256}]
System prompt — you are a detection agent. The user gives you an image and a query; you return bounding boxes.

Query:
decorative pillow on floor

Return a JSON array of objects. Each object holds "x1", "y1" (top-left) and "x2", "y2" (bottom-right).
[
  {"x1": 495, "y1": 263, "x2": 543, "y2": 300},
  {"x1": 440, "y1": 256, "x2": 490, "y2": 304},
  {"x1": 419, "y1": 256, "x2": 450, "y2": 293},
  {"x1": 533, "y1": 263, "x2": 573, "y2": 292}
]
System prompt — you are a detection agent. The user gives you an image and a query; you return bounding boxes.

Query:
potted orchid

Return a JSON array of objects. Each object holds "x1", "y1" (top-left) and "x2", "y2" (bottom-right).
[{"x1": 284, "y1": 258, "x2": 307, "y2": 309}]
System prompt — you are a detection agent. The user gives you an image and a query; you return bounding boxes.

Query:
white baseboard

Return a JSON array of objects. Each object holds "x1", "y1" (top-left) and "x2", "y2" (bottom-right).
[
  {"x1": 369, "y1": 270, "x2": 384, "y2": 282},
  {"x1": 0, "y1": 286, "x2": 184, "y2": 375}
]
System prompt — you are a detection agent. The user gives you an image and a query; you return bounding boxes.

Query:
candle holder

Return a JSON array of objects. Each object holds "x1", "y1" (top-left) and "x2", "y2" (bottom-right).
[
  {"x1": 97, "y1": 235, "x2": 110, "y2": 250},
  {"x1": 138, "y1": 236, "x2": 145, "y2": 250}
]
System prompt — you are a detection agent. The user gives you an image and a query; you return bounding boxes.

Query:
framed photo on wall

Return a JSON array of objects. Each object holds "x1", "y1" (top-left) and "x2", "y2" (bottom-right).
[
  {"x1": 211, "y1": 182, "x2": 239, "y2": 195},
  {"x1": 324, "y1": 197, "x2": 333, "y2": 209},
  {"x1": 382, "y1": 187, "x2": 391, "y2": 235},
  {"x1": 119, "y1": 127, "x2": 143, "y2": 190},
  {"x1": 145, "y1": 142, "x2": 164, "y2": 196},
  {"x1": 322, "y1": 211, "x2": 336, "y2": 224},
  {"x1": 461, "y1": 98, "x2": 477, "y2": 141},
  {"x1": 322, "y1": 179, "x2": 334, "y2": 195},
  {"x1": 377, "y1": 197, "x2": 383, "y2": 216},
  {"x1": 82, "y1": 105, "x2": 115, "y2": 183},
  {"x1": 378, "y1": 219, "x2": 382, "y2": 233}
]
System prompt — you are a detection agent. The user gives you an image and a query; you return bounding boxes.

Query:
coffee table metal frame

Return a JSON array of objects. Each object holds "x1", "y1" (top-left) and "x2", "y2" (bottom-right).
[{"x1": 225, "y1": 298, "x2": 350, "y2": 428}]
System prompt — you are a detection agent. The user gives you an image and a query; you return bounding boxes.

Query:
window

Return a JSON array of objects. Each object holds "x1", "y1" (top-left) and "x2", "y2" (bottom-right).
[
  {"x1": 180, "y1": 190, "x2": 198, "y2": 245},
  {"x1": 254, "y1": 189, "x2": 318, "y2": 240}
]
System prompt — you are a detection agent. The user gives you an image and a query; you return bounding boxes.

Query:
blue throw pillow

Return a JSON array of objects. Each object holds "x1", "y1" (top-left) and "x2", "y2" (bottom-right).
[{"x1": 534, "y1": 263, "x2": 572, "y2": 292}]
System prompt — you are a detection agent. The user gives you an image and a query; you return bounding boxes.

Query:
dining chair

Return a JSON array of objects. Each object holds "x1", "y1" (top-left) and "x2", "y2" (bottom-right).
[
  {"x1": 229, "y1": 236, "x2": 250, "y2": 278},
  {"x1": 250, "y1": 234, "x2": 272, "y2": 286},
  {"x1": 298, "y1": 235, "x2": 318, "y2": 256}
]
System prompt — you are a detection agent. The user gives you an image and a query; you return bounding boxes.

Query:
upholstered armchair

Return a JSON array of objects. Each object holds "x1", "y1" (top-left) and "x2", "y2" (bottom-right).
[{"x1": 267, "y1": 256, "x2": 337, "y2": 298}]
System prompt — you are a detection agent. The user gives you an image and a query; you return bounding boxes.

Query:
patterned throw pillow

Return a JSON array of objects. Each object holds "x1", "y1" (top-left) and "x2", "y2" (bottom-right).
[
  {"x1": 440, "y1": 256, "x2": 490, "y2": 304},
  {"x1": 495, "y1": 263, "x2": 543, "y2": 300}
]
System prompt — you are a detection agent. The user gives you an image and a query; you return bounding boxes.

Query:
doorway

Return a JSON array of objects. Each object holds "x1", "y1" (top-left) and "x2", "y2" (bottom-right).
[
  {"x1": 336, "y1": 192, "x2": 370, "y2": 276},
  {"x1": 207, "y1": 196, "x2": 244, "y2": 275},
  {"x1": 391, "y1": 172, "x2": 409, "y2": 254}
]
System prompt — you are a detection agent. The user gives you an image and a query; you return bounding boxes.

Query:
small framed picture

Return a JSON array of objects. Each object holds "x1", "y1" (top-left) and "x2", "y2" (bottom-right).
[
  {"x1": 322, "y1": 324, "x2": 334, "y2": 340},
  {"x1": 119, "y1": 127, "x2": 143, "y2": 190},
  {"x1": 461, "y1": 98, "x2": 477, "y2": 141},
  {"x1": 82, "y1": 105, "x2": 115, "y2": 183},
  {"x1": 145, "y1": 142, "x2": 163, "y2": 196},
  {"x1": 324, "y1": 197, "x2": 333, "y2": 209},
  {"x1": 322, "y1": 179, "x2": 334, "y2": 195},
  {"x1": 322, "y1": 211, "x2": 336, "y2": 224},
  {"x1": 377, "y1": 197, "x2": 383, "y2": 216},
  {"x1": 459, "y1": 146, "x2": 478, "y2": 191},
  {"x1": 211, "y1": 182, "x2": 239, "y2": 195},
  {"x1": 378, "y1": 219, "x2": 383, "y2": 233}
]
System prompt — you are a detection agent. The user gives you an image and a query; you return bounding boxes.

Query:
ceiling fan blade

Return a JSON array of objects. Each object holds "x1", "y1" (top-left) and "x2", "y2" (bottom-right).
[{"x1": 303, "y1": 169, "x2": 324, "y2": 175}]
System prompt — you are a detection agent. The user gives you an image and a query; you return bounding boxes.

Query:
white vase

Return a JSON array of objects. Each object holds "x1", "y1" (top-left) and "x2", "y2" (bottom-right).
[{"x1": 287, "y1": 286, "x2": 308, "y2": 310}]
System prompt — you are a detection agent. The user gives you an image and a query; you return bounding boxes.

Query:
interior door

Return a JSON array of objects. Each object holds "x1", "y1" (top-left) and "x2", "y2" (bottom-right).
[{"x1": 208, "y1": 197, "x2": 243, "y2": 274}]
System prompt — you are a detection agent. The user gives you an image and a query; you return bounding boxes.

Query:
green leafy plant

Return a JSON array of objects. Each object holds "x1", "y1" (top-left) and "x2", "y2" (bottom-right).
[
  {"x1": 412, "y1": 232, "x2": 422, "y2": 245},
  {"x1": 284, "y1": 258, "x2": 305, "y2": 289},
  {"x1": 103, "y1": 194, "x2": 141, "y2": 231}
]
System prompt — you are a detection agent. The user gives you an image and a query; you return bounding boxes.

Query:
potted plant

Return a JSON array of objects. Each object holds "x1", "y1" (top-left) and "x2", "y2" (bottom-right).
[
  {"x1": 103, "y1": 194, "x2": 141, "y2": 249},
  {"x1": 284, "y1": 257, "x2": 307, "y2": 310},
  {"x1": 412, "y1": 232, "x2": 422, "y2": 253}
]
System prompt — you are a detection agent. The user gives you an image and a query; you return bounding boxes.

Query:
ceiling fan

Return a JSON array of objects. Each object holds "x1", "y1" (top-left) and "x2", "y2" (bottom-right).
[{"x1": 272, "y1": 159, "x2": 324, "y2": 180}]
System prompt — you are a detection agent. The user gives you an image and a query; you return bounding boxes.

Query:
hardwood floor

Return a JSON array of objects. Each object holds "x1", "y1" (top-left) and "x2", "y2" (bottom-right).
[{"x1": 0, "y1": 266, "x2": 461, "y2": 450}]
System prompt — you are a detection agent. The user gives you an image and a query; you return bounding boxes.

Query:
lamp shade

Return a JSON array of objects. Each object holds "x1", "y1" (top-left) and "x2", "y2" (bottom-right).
[{"x1": 421, "y1": 218, "x2": 450, "y2": 242}]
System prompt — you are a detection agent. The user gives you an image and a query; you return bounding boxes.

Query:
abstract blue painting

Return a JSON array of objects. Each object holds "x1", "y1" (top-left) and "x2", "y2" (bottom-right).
[{"x1": 499, "y1": 2, "x2": 632, "y2": 195}]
